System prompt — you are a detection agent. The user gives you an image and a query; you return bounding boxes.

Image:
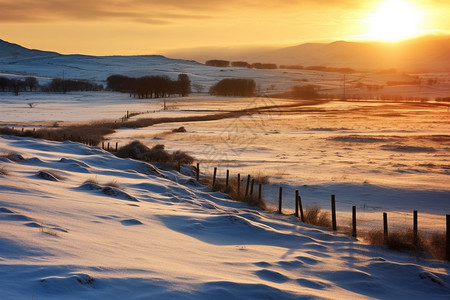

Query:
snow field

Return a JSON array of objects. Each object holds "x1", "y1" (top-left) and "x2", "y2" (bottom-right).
[{"x1": 0, "y1": 136, "x2": 449, "y2": 299}]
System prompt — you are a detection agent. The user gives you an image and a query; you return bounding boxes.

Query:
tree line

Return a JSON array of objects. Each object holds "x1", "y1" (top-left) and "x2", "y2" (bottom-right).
[
  {"x1": 209, "y1": 78, "x2": 256, "y2": 97},
  {"x1": 0, "y1": 76, "x2": 103, "y2": 95},
  {"x1": 106, "y1": 74, "x2": 191, "y2": 99},
  {"x1": 205, "y1": 60, "x2": 277, "y2": 69}
]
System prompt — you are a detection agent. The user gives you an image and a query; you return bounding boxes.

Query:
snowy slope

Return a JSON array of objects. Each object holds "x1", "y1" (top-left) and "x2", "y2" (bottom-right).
[{"x1": 0, "y1": 135, "x2": 449, "y2": 299}]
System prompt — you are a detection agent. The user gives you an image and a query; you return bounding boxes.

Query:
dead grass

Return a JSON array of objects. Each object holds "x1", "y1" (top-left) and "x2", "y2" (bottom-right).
[
  {"x1": 0, "y1": 166, "x2": 8, "y2": 176},
  {"x1": 116, "y1": 141, "x2": 194, "y2": 165},
  {"x1": 251, "y1": 171, "x2": 271, "y2": 184},
  {"x1": 105, "y1": 180, "x2": 121, "y2": 188},
  {"x1": 40, "y1": 225, "x2": 59, "y2": 237},
  {"x1": 201, "y1": 176, "x2": 266, "y2": 209},
  {"x1": 303, "y1": 206, "x2": 332, "y2": 228},
  {"x1": 360, "y1": 229, "x2": 448, "y2": 260},
  {"x1": 83, "y1": 177, "x2": 99, "y2": 185},
  {"x1": 37, "y1": 170, "x2": 64, "y2": 181},
  {"x1": 0, "y1": 152, "x2": 25, "y2": 162},
  {"x1": 424, "y1": 232, "x2": 446, "y2": 260}
]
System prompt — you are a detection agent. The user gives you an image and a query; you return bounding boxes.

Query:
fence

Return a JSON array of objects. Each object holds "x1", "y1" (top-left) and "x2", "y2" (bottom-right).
[{"x1": 196, "y1": 163, "x2": 450, "y2": 261}]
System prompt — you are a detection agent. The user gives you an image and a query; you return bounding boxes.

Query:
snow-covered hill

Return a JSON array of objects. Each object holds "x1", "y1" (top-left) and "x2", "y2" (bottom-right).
[{"x1": 0, "y1": 135, "x2": 449, "y2": 299}]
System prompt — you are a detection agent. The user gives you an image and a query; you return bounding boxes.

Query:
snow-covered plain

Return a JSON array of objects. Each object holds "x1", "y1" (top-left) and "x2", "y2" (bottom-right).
[
  {"x1": 0, "y1": 135, "x2": 449, "y2": 299},
  {"x1": 1, "y1": 91, "x2": 449, "y2": 234}
]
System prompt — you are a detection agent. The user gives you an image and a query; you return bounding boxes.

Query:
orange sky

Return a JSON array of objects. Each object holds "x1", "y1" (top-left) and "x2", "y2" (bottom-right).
[{"x1": 0, "y1": 0, "x2": 448, "y2": 55}]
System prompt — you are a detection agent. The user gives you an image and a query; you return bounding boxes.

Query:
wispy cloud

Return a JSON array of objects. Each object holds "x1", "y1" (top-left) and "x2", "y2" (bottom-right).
[
  {"x1": 0, "y1": 0, "x2": 377, "y2": 24},
  {"x1": 0, "y1": 0, "x2": 212, "y2": 24}
]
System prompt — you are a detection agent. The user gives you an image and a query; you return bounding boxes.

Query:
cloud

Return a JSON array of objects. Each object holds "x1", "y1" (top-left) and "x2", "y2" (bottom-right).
[
  {"x1": 0, "y1": 0, "x2": 373, "y2": 24},
  {"x1": 0, "y1": 0, "x2": 212, "y2": 24},
  {"x1": 0, "y1": 0, "x2": 446, "y2": 25}
]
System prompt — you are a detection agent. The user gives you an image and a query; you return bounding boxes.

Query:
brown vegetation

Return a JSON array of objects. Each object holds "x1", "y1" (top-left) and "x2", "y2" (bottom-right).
[
  {"x1": 116, "y1": 141, "x2": 194, "y2": 165},
  {"x1": 0, "y1": 166, "x2": 8, "y2": 176},
  {"x1": 201, "y1": 176, "x2": 266, "y2": 209},
  {"x1": 360, "y1": 229, "x2": 446, "y2": 260},
  {"x1": 303, "y1": 206, "x2": 332, "y2": 228}
]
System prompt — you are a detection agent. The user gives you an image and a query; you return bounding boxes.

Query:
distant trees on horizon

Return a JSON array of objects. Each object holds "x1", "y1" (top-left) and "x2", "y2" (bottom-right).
[
  {"x1": 0, "y1": 76, "x2": 103, "y2": 95},
  {"x1": 209, "y1": 78, "x2": 256, "y2": 97},
  {"x1": 107, "y1": 74, "x2": 191, "y2": 99},
  {"x1": 0, "y1": 76, "x2": 39, "y2": 95},
  {"x1": 206, "y1": 59, "x2": 278, "y2": 70}
]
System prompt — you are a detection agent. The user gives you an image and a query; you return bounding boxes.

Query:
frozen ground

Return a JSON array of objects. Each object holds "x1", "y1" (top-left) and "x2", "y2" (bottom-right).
[
  {"x1": 107, "y1": 96, "x2": 450, "y2": 234},
  {"x1": 0, "y1": 136, "x2": 449, "y2": 299},
  {"x1": 1, "y1": 92, "x2": 449, "y2": 234}
]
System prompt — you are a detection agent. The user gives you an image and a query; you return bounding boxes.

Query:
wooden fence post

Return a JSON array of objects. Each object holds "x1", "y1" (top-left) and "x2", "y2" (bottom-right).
[
  {"x1": 352, "y1": 206, "x2": 357, "y2": 238},
  {"x1": 383, "y1": 212, "x2": 388, "y2": 243},
  {"x1": 278, "y1": 187, "x2": 283, "y2": 214},
  {"x1": 298, "y1": 195, "x2": 304, "y2": 222},
  {"x1": 115, "y1": 142, "x2": 118, "y2": 152},
  {"x1": 295, "y1": 190, "x2": 299, "y2": 218},
  {"x1": 250, "y1": 179, "x2": 255, "y2": 195},
  {"x1": 413, "y1": 210, "x2": 418, "y2": 247},
  {"x1": 237, "y1": 173, "x2": 241, "y2": 197},
  {"x1": 212, "y1": 167, "x2": 217, "y2": 188},
  {"x1": 245, "y1": 175, "x2": 251, "y2": 196},
  {"x1": 196, "y1": 163, "x2": 200, "y2": 181},
  {"x1": 177, "y1": 162, "x2": 181, "y2": 173},
  {"x1": 446, "y1": 215, "x2": 450, "y2": 261},
  {"x1": 331, "y1": 194, "x2": 337, "y2": 231},
  {"x1": 226, "y1": 169, "x2": 229, "y2": 188}
]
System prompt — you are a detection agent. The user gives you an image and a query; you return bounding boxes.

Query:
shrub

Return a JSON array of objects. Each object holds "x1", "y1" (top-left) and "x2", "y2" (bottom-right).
[
  {"x1": 172, "y1": 126, "x2": 187, "y2": 133},
  {"x1": 116, "y1": 141, "x2": 194, "y2": 165}
]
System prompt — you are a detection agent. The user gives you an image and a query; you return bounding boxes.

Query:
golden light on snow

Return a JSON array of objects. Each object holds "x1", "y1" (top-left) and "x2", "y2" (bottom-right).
[{"x1": 364, "y1": 0, "x2": 424, "y2": 42}]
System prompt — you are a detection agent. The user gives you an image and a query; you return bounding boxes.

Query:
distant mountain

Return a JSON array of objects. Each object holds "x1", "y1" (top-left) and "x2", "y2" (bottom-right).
[
  {"x1": 0, "y1": 39, "x2": 59, "y2": 59},
  {"x1": 260, "y1": 36, "x2": 450, "y2": 72},
  {"x1": 167, "y1": 35, "x2": 450, "y2": 72}
]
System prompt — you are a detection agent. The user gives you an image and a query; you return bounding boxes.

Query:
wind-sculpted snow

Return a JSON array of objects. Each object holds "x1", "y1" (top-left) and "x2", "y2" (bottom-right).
[{"x1": 0, "y1": 135, "x2": 449, "y2": 299}]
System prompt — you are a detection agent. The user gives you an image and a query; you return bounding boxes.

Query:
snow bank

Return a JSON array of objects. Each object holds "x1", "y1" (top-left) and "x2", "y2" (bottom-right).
[{"x1": 0, "y1": 135, "x2": 449, "y2": 299}]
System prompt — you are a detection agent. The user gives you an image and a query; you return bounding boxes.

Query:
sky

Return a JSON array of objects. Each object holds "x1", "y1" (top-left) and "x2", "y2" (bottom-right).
[{"x1": 0, "y1": 0, "x2": 449, "y2": 55}]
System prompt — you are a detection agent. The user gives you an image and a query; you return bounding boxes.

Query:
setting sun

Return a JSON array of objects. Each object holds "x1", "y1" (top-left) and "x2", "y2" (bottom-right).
[{"x1": 365, "y1": 0, "x2": 424, "y2": 42}]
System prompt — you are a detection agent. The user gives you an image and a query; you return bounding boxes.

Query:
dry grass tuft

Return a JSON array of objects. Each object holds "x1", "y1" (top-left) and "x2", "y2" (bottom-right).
[
  {"x1": 201, "y1": 176, "x2": 266, "y2": 209},
  {"x1": 251, "y1": 171, "x2": 271, "y2": 184},
  {"x1": 83, "y1": 178, "x2": 99, "y2": 185},
  {"x1": 0, "y1": 166, "x2": 8, "y2": 176},
  {"x1": 39, "y1": 225, "x2": 59, "y2": 237},
  {"x1": 37, "y1": 170, "x2": 64, "y2": 181},
  {"x1": 360, "y1": 229, "x2": 449, "y2": 259},
  {"x1": 424, "y1": 232, "x2": 446, "y2": 260},
  {"x1": 303, "y1": 206, "x2": 331, "y2": 228},
  {"x1": 105, "y1": 180, "x2": 121, "y2": 188}
]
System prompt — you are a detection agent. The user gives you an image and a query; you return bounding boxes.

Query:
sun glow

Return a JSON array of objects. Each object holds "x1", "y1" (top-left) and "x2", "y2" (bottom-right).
[{"x1": 365, "y1": 0, "x2": 424, "y2": 42}]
